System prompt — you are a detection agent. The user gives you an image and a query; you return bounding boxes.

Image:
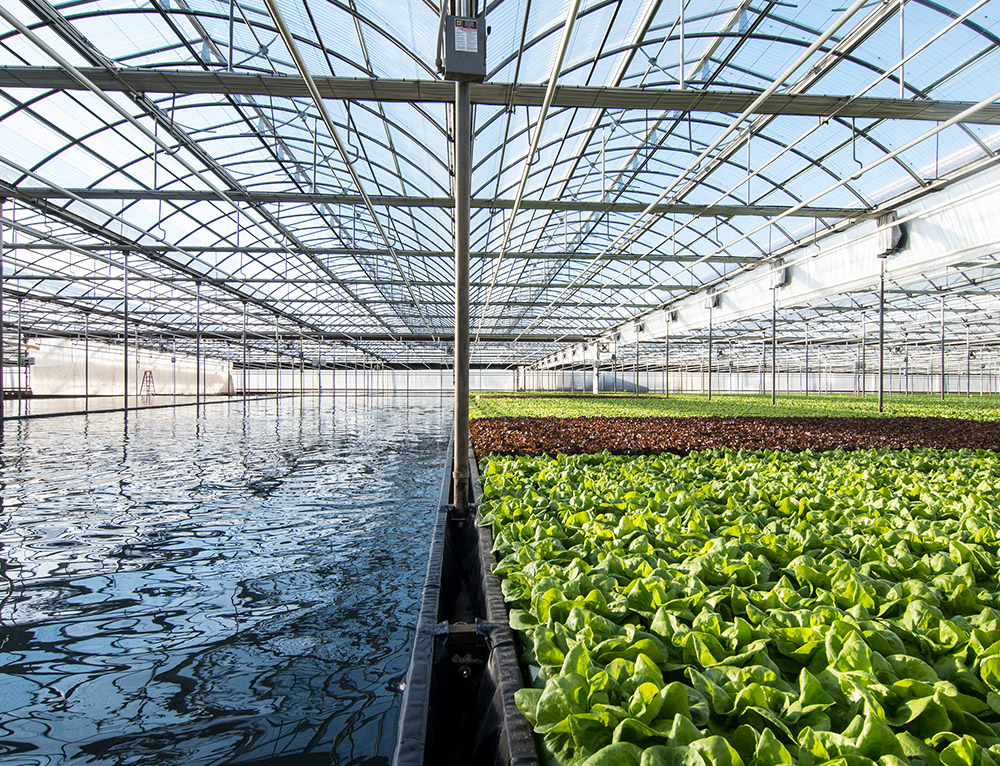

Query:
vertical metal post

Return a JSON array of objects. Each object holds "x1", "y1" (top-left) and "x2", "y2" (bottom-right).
[
  {"x1": 134, "y1": 313, "x2": 140, "y2": 402},
  {"x1": 707, "y1": 310, "x2": 713, "y2": 401},
  {"x1": 196, "y1": 281, "x2": 201, "y2": 410},
  {"x1": 0, "y1": 200, "x2": 4, "y2": 426},
  {"x1": 242, "y1": 302, "x2": 247, "y2": 401},
  {"x1": 123, "y1": 251, "x2": 129, "y2": 412},
  {"x1": 904, "y1": 334, "x2": 909, "y2": 396},
  {"x1": 771, "y1": 290, "x2": 777, "y2": 406},
  {"x1": 635, "y1": 342, "x2": 639, "y2": 394},
  {"x1": 878, "y1": 258, "x2": 885, "y2": 413},
  {"x1": 16, "y1": 298, "x2": 21, "y2": 414},
  {"x1": 453, "y1": 79, "x2": 471, "y2": 513},
  {"x1": 84, "y1": 313, "x2": 89, "y2": 412},
  {"x1": 664, "y1": 323, "x2": 670, "y2": 399},
  {"x1": 967, "y1": 325, "x2": 972, "y2": 398},
  {"x1": 940, "y1": 299, "x2": 946, "y2": 399},
  {"x1": 861, "y1": 313, "x2": 867, "y2": 397},
  {"x1": 761, "y1": 333, "x2": 766, "y2": 394},
  {"x1": 804, "y1": 324, "x2": 809, "y2": 396},
  {"x1": 275, "y1": 319, "x2": 280, "y2": 402}
]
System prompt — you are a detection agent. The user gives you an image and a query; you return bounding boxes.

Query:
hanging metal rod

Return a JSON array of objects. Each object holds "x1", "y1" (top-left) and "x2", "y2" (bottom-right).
[{"x1": 4, "y1": 67, "x2": 1000, "y2": 123}]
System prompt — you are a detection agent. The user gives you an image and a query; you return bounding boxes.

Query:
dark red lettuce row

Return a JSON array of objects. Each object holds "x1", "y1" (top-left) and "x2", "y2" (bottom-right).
[{"x1": 471, "y1": 416, "x2": 1000, "y2": 457}]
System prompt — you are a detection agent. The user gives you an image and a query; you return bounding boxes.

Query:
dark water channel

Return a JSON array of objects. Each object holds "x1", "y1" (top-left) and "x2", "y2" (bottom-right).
[{"x1": 0, "y1": 394, "x2": 450, "y2": 766}]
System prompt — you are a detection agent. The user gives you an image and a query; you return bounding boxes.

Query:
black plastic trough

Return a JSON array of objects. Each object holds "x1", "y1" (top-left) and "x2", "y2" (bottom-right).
[{"x1": 393, "y1": 438, "x2": 539, "y2": 766}]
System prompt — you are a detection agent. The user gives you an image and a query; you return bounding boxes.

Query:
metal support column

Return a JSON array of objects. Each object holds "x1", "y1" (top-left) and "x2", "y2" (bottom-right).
[
  {"x1": 861, "y1": 313, "x2": 868, "y2": 397},
  {"x1": 904, "y1": 334, "x2": 909, "y2": 396},
  {"x1": 967, "y1": 325, "x2": 972, "y2": 398},
  {"x1": 771, "y1": 291, "x2": 777, "y2": 406},
  {"x1": 665, "y1": 325, "x2": 670, "y2": 399},
  {"x1": 134, "y1": 314, "x2": 139, "y2": 402},
  {"x1": 804, "y1": 324, "x2": 809, "y2": 396},
  {"x1": 707, "y1": 312, "x2": 713, "y2": 401},
  {"x1": 635, "y1": 342, "x2": 640, "y2": 395},
  {"x1": 196, "y1": 281, "x2": 202, "y2": 410},
  {"x1": 16, "y1": 298, "x2": 21, "y2": 414},
  {"x1": 940, "y1": 299, "x2": 946, "y2": 399},
  {"x1": 0, "y1": 200, "x2": 4, "y2": 426},
  {"x1": 761, "y1": 334, "x2": 766, "y2": 394},
  {"x1": 123, "y1": 251, "x2": 129, "y2": 412},
  {"x1": 84, "y1": 313, "x2": 89, "y2": 412},
  {"x1": 878, "y1": 258, "x2": 885, "y2": 413},
  {"x1": 242, "y1": 302, "x2": 247, "y2": 401},
  {"x1": 453, "y1": 79, "x2": 471, "y2": 513},
  {"x1": 275, "y1": 319, "x2": 280, "y2": 402}
]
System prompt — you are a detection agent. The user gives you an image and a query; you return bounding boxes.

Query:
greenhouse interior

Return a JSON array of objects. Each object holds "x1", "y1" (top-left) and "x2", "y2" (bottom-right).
[{"x1": 4, "y1": 0, "x2": 1000, "y2": 764}]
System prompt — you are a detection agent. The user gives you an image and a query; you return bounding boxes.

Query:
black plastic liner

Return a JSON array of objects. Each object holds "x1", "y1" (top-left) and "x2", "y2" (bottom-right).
[{"x1": 393, "y1": 439, "x2": 539, "y2": 766}]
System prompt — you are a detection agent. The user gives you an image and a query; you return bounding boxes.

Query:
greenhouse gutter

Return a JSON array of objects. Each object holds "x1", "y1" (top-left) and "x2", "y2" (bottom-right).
[
  {"x1": 394, "y1": 434, "x2": 538, "y2": 766},
  {"x1": 4, "y1": 67, "x2": 1000, "y2": 124}
]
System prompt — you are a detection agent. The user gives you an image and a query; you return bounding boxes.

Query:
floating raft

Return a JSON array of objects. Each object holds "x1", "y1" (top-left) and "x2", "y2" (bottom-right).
[{"x1": 393, "y1": 439, "x2": 538, "y2": 766}]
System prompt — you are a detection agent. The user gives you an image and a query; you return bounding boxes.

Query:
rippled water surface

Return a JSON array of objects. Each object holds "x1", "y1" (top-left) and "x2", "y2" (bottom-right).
[{"x1": 0, "y1": 395, "x2": 450, "y2": 766}]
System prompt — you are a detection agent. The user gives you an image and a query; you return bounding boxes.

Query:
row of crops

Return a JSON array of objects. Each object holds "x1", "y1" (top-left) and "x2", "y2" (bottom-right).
[
  {"x1": 469, "y1": 394, "x2": 1000, "y2": 421},
  {"x1": 479, "y1": 447, "x2": 1000, "y2": 765}
]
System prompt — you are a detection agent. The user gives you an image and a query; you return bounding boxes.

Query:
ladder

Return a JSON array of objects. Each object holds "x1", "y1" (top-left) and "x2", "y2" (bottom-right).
[{"x1": 139, "y1": 370, "x2": 156, "y2": 398}]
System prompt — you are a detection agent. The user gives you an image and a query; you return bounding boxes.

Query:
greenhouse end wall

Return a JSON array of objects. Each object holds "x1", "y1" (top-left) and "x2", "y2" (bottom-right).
[{"x1": 25, "y1": 338, "x2": 234, "y2": 396}]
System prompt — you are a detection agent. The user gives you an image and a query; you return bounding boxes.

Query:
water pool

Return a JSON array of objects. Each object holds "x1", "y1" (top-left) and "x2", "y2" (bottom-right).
[{"x1": 0, "y1": 394, "x2": 450, "y2": 765}]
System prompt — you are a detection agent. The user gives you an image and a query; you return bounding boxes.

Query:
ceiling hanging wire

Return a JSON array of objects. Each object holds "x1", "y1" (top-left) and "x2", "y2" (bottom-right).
[
  {"x1": 678, "y1": 0, "x2": 685, "y2": 90},
  {"x1": 899, "y1": 0, "x2": 906, "y2": 99}
]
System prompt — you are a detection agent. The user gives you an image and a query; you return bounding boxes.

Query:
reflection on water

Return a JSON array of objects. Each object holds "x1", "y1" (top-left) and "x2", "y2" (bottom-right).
[{"x1": 0, "y1": 395, "x2": 450, "y2": 765}]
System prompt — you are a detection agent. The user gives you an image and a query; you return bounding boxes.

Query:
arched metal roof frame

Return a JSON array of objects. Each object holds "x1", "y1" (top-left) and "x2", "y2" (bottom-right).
[
  {"x1": 3, "y1": 1, "x2": 458, "y2": 313},
  {"x1": 41, "y1": 0, "x2": 440, "y2": 81},
  {"x1": 1, "y1": 0, "x2": 1000, "y2": 370},
  {"x1": 522, "y1": 96, "x2": 1000, "y2": 338},
  {"x1": 468, "y1": 2, "x2": 900, "y2": 327},
  {"x1": 471, "y1": 115, "x2": 844, "y2": 328},
  {"x1": 2, "y1": 189, "x2": 407, "y2": 350},
  {"x1": 1, "y1": 116, "x2": 421, "y2": 339}
]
